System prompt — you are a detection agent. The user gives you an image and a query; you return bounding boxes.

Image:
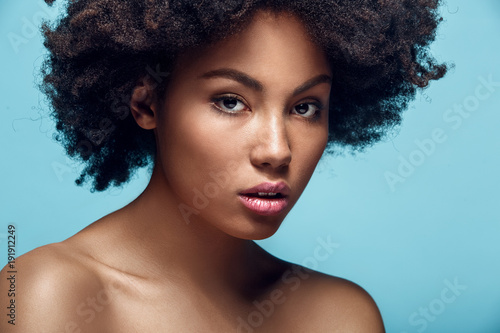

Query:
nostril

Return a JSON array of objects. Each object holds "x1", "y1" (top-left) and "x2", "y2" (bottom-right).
[{"x1": 250, "y1": 126, "x2": 292, "y2": 169}]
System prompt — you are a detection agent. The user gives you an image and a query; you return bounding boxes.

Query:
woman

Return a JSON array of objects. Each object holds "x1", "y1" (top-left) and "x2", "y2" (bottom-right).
[{"x1": 1, "y1": 0, "x2": 446, "y2": 331}]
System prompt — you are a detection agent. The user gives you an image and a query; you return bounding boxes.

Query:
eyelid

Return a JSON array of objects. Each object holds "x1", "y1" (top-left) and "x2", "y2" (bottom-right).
[
  {"x1": 294, "y1": 97, "x2": 324, "y2": 110},
  {"x1": 210, "y1": 93, "x2": 326, "y2": 120},
  {"x1": 210, "y1": 94, "x2": 250, "y2": 114},
  {"x1": 297, "y1": 98, "x2": 323, "y2": 108},
  {"x1": 212, "y1": 93, "x2": 245, "y2": 102},
  {"x1": 291, "y1": 98, "x2": 325, "y2": 121}
]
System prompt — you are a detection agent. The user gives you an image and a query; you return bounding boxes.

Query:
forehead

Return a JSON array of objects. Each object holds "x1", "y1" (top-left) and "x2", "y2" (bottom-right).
[{"x1": 172, "y1": 10, "x2": 331, "y2": 82}]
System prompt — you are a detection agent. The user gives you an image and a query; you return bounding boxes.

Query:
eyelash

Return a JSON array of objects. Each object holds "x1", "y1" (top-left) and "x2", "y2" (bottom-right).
[
  {"x1": 210, "y1": 94, "x2": 324, "y2": 121},
  {"x1": 293, "y1": 101, "x2": 324, "y2": 122},
  {"x1": 210, "y1": 94, "x2": 248, "y2": 115}
]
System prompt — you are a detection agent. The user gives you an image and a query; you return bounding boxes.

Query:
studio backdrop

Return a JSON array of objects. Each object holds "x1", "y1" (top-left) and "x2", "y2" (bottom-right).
[{"x1": 1, "y1": 1, "x2": 499, "y2": 332}]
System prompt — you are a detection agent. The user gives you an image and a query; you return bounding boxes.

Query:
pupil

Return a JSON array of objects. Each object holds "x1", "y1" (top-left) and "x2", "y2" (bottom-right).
[
  {"x1": 296, "y1": 104, "x2": 309, "y2": 114},
  {"x1": 224, "y1": 99, "x2": 238, "y2": 109}
]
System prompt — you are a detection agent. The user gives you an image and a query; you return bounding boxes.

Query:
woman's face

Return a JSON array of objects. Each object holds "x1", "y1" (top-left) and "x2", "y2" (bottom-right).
[{"x1": 154, "y1": 10, "x2": 331, "y2": 240}]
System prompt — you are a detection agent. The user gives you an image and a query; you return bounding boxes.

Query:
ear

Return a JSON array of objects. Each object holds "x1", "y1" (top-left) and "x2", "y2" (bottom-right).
[{"x1": 129, "y1": 77, "x2": 160, "y2": 130}]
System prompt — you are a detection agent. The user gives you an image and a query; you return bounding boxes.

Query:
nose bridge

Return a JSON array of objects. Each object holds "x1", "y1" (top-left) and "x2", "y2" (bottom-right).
[
  {"x1": 251, "y1": 106, "x2": 291, "y2": 169},
  {"x1": 266, "y1": 111, "x2": 287, "y2": 147}
]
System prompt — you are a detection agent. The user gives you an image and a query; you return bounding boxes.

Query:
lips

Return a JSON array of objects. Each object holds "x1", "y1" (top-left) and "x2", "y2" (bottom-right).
[
  {"x1": 239, "y1": 182, "x2": 290, "y2": 197},
  {"x1": 238, "y1": 182, "x2": 290, "y2": 216}
]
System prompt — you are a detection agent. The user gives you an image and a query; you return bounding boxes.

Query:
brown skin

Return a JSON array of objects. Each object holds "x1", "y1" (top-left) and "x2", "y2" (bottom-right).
[{"x1": 1, "y1": 11, "x2": 384, "y2": 332}]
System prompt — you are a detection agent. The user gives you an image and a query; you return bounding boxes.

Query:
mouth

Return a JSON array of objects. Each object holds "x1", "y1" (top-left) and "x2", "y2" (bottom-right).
[
  {"x1": 238, "y1": 182, "x2": 290, "y2": 216},
  {"x1": 242, "y1": 192, "x2": 286, "y2": 198}
]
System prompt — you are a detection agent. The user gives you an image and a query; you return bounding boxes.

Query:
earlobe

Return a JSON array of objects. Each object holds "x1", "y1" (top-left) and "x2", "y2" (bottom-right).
[{"x1": 129, "y1": 78, "x2": 159, "y2": 130}]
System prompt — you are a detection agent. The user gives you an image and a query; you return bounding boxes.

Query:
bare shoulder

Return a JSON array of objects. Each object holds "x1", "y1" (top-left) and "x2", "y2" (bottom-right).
[
  {"x1": 308, "y1": 269, "x2": 385, "y2": 332},
  {"x1": 276, "y1": 264, "x2": 385, "y2": 332},
  {"x1": 0, "y1": 242, "x2": 112, "y2": 333}
]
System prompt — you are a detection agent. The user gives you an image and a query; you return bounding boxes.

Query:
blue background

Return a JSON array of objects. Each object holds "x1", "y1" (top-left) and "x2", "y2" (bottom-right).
[{"x1": 1, "y1": 1, "x2": 499, "y2": 332}]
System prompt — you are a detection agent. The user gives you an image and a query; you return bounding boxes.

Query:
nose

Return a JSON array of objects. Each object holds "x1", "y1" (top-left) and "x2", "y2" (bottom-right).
[{"x1": 250, "y1": 112, "x2": 292, "y2": 171}]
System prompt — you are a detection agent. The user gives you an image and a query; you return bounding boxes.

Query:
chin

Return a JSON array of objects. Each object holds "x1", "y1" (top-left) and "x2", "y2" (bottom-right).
[{"x1": 225, "y1": 215, "x2": 286, "y2": 240}]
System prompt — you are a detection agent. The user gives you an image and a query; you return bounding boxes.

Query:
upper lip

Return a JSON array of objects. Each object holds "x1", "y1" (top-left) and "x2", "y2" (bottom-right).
[{"x1": 239, "y1": 182, "x2": 290, "y2": 197}]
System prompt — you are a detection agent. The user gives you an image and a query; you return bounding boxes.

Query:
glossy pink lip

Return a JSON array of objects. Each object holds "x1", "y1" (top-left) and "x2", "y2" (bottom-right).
[
  {"x1": 238, "y1": 182, "x2": 290, "y2": 216},
  {"x1": 239, "y1": 182, "x2": 291, "y2": 197}
]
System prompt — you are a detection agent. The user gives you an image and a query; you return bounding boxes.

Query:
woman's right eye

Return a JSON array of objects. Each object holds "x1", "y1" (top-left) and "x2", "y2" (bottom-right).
[{"x1": 211, "y1": 95, "x2": 249, "y2": 114}]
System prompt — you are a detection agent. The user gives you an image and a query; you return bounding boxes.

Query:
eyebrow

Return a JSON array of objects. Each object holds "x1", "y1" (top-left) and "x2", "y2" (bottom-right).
[
  {"x1": 292, "y1": 74, "x2": 332, "y2": 97},
  {"x1": 199, "y1": 68, "x2": 331, "y2": 96}
]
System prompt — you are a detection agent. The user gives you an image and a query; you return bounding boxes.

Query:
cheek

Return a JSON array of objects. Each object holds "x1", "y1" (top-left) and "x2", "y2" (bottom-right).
[
  {"x1": 297, "y1": 119, "x2": 328, "y2": 154},
  {"x1": 291, "y1": 124, "x2": 328, "y2": 183},
  {"x1": 158, "y1": 102, "x2": 241, "y2": 198}
]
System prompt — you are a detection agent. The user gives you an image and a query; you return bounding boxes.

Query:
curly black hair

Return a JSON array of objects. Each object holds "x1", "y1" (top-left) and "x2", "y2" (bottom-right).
[{"x1": 40, "y1": 0, "x2": 447, "y2": 192}]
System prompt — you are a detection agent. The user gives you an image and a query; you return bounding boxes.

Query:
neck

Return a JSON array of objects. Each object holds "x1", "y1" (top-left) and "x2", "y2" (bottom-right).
[{"x1": 110, "y1": 162, "x2": 284, "y2": 300}]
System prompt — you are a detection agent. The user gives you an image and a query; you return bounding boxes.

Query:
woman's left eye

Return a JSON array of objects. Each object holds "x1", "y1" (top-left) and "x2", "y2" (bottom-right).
[
  {"x1": 292, "y1": 103, "x2": 321, "y2": 118},
  {"x1": 212, "y1": 96, "x2": 248, "y2": 113}
]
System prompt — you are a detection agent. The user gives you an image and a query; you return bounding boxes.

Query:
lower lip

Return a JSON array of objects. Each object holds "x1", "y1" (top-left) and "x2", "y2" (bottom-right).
[{"x1": 238, "y1": 195, "x2": 289, "y2": 216}]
